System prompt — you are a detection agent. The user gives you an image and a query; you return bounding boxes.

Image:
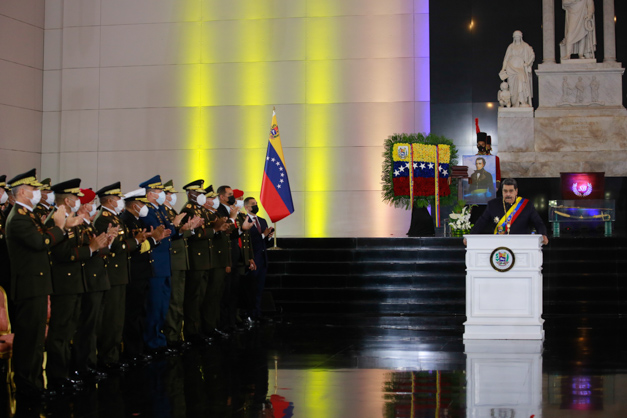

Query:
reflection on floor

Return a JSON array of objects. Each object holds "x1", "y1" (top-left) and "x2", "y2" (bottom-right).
[{"x1": 1, "y1": 315, "x2": 627, "y2": 417}]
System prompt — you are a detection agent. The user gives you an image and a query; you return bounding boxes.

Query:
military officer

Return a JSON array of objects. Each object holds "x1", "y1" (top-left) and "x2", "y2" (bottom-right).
[
  {"x1": 206, "y1": 186, "x2": 233, "y2": 338},
  {"x1": 162, "y1": 180, "x2": 200, "y2": 349},
  {"x1": 45, "y1": 179, "x2": 109, "y2": 393},
  {"x1": 94, "y1": 182, "x2": 142, "y2": 371},
  {"x1": 179, "y1": 180, "x2": 215, "y2": 345},
  {"x1": 33, "y1": 178, "x2": 54, "y2": 223},
  {"x1": 120, "y1": 188, "x2": 165, "y2": 365},
  {"x1": 72, "y1": 188, "x2": 113, "y2": 382},
  {"x1": 5, "y1": 169, "x2": 71, "y2": 399}
]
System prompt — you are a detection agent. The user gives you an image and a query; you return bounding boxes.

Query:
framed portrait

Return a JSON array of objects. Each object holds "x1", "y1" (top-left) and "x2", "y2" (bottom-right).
[{"x1": 462, "y1": 155, "x2": 497, "y2": 204}]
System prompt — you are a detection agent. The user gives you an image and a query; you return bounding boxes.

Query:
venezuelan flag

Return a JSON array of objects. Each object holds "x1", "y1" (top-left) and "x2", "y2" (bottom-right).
[{"x1": 260, "y1": 110, "x2": 295, "y2": 223}]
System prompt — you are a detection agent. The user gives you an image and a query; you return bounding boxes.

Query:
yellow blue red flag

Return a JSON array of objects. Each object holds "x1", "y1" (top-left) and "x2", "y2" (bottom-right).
[{"x1": 260, "y1": 110, "x2": 295, "y2": 223}]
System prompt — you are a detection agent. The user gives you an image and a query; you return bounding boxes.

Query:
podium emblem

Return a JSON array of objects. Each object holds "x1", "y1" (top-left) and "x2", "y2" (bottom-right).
[{"x1": 490, "y1": 247, "x2": 515, "y2": 272}]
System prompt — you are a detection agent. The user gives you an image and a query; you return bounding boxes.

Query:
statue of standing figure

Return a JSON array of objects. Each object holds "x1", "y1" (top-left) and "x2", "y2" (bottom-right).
[
  {"x1": 560, "y1": 0, "x2": 596, "y2": 60},
  {"x1": 499, "y1": 31, "x2": 535, "y2": 107}
]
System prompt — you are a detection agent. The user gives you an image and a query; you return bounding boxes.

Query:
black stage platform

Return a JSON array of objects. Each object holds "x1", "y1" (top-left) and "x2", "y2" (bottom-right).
[{"x1": 2, "y1": 235, "x2": 626, "y2": 417}]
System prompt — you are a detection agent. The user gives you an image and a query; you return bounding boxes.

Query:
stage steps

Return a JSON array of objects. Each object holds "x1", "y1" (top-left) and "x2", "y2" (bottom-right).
[{"x1": 266, "y1": 237, "x2": 627, "y2": 329}]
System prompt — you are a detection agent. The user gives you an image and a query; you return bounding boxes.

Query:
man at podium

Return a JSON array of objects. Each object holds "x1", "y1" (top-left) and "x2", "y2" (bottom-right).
[{"x1": 466, "y1": 178, "x2": 549, "y2": 245}]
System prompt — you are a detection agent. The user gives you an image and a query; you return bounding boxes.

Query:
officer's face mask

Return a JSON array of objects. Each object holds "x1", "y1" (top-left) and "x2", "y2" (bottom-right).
[
  {"x1": 168, "y1": 194, "x2": 177, "y2": 207},
  {"x1": 45, "y1": 191, "x2": 55, "y2": 206},
  {"x1": 196, "y1": 194, "x2": 206, "y2": 206},
  {"x1": 137, "y1": 204, "x2": 149, "y2": 218},
  {"x1": 68, "y1": 197, "x2": 80, "y2": 213},
  {"x1": 155, "y1": 190, "x2": 166, "y2": 205},
  {"x1": 88, "y1": 204, "x2": 97, "y2": 218},
  {"x1": 28, "y1": 189, "x2": 42, "y2": 207},
  {"x1": 115, "y1": 198, "x2": 125, "y2": 214},
  {"x1": 0, "y1": 190, "x2": 7, "y2": 205},
  {"x1": 212, "y1": 198, "x2": 220, "y2": 210}
]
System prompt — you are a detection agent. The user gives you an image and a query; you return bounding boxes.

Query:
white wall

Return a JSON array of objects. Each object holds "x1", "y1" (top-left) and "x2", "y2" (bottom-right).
[
  {"x1": 41, "y1": 0, "x2": 430, "y2": 237},
  {"x1": 0, "y1": 0, "x2": 45, "y2": 174}
]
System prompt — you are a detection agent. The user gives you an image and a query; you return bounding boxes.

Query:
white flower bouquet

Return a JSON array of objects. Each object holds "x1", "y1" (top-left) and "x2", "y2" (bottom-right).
[{"x1": 448, "y1": 201, "x2": 475, "y2": 236}]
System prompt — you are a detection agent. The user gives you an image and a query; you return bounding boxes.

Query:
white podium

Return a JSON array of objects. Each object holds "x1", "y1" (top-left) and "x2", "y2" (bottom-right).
[{"x1": 463, "y1": 235, "x2": 544, "y2": 340}]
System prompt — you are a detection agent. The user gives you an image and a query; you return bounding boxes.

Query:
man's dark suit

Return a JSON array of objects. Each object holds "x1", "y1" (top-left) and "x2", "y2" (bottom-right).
[
  {"x1": 246, "y1": 214, "x2": 272, "y2": 318},
  {"x1": 217, "y1": 204, "x2": 240, "y2": 330},
  {"x1": 470, "y1": 197, "x2": 547, "y2": 235}
]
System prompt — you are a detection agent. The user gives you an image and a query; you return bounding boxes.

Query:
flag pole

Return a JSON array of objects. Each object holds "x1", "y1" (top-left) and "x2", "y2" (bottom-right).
[{"x1": 267, "y1": 221, "x2": 282, "y2": 251}]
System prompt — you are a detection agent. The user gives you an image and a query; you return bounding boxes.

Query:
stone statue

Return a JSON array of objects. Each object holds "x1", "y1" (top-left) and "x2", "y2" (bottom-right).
[
  {"x1": 499, "y1": 31, "x2": 535, "y2": 108},
  {"x1": 575, "y1": 76, "x2": 585, "y2": 103},
  {"x1": 590, "y1": 76, "x2": 600, "y2": 102},
  {"x1": 560, "y1": 0, "x2": 596, "y2": 60},
  {"x1": 498, "y1": 82, "x2": 512, "y2": 108}
]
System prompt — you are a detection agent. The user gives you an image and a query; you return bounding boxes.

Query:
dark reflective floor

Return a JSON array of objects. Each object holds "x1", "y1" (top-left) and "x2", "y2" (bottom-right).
[{"x1": 2, "y1": 315, "x2": 627, "y2": 417}]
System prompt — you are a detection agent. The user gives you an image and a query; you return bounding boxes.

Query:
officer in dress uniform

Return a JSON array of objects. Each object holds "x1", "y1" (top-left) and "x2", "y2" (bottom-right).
[
  {"x1": 162, "y1": 180, "x2": 195, "y2": 349},
  {"x1": 45, "y1": 179, "x2": 109, "y2": 394},
  {"x1": 236, "y1": 196, "x2": 257, "y2": 325},
  {"x1": 179, "y1": 180, "x2": 216, "y2": 345},
  {"x1": 206, "y1": 186, "x2": 233, "y2": 338},
  {"x1": 94, "y1": 182, "x2": 143, "y2": 371},
  {"x1": 33, "y1": 178, "x2": 54, "y2": 223},
  {"x1": 120, "y1": 188, "x2": 165, "y2": 365},
  {"x1": 137, "y1": 176, "x2": 176, "y2": 356},
  {"x1": 5, "y1": 169, "x2": 68, "y2": 400},
  {"x1": 72, "y1": 188, "x2": 111, "y2": 382}
]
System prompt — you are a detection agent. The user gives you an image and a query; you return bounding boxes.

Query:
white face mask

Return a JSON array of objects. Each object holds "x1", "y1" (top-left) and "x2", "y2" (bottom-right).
[
  {"x1": 30, "y1": 189, "x2": 42, "y2": 207},
  {"x1": 169, "y1": 194, "x2": 177, "y2": 206},
  {"x1": 0, "y1": 190, "x2": 7, "y2": 205},
  {"x1": 212, "y1": 198, "x2": 220, "y2": 210},
  {"x1": 138, "y1": 204, "x2": 149, "y2": 218},
  {"x1": 196, "y1": 194, "x2": 206, "y2": 206},
  {"x1": 155, "y1": 190, "x2": 166, "y2": 205},
  {"x1": 115, "y1": 198, "x2": 125, "y2": 214},
  {"x1": 67, "y1": 197, "x2": 80, "y2": 213},
  {"x1": 235, "y1": 200, "x2": 244, "y2": 209},
  {"x1": 45, "y1": 191, "x2": 55, "y2": 206},
  {"x1": 88, "y1": 205, "x2": 97, "y2": 218}
]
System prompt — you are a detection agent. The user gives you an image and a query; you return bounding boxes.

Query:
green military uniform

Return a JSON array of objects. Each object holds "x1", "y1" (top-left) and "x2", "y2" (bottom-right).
[
  {"x1": 204, "y1": 198, "x2": 231, "y2": 335},
  {"x1": 73, "y1": 188, "x2": 111, "y2": 377},
  {"x1": 94, "y1": 182, "x2": 138, "y2": 368},
  {"x1": 45, "y1": 180, "x2": 92, "y2": 385},
  {"x1": 179, "y1": 180, "x2": 214, "y2": 342},
  {"x1": 0, "y1": 175, "x2": 11, "y2": 317},
  {"x1": 5, "y1": 169, "x2": 65, "y2": 397},
  {"x1": 162, "y1": 180, "x2": 191, "y2": 346}
]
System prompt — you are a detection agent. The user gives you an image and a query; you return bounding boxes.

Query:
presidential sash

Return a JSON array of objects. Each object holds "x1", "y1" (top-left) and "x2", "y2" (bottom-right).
[{"x1": 494, "y1": 197, "x2": 528, "y2": 234}]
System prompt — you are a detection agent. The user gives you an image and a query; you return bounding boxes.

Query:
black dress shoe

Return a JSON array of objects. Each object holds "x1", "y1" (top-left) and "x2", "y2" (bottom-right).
[
  {"x1": 48, "y1": 378, "x2": 84, "y2": 396},
  {"x1": 187, "y1": 335, "x2": 213, "y2": 346},
  {"x1": 168, "y1": 340, "x2": 192, "y2": 350},
  {"x1": 74, "y1": 368, "x2": 107, "y2": 382},
  {"x1": 211, "y1": 328, "x2": 230, "y2": 339},
  {"x1": 98, "y1": 362, "x2": 129, "y2": 373}
]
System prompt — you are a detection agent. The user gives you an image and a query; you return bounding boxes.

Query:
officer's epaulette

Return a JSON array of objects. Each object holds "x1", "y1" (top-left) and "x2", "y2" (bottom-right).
[
  {"x1": 103, "y1": 211, "x2": 110, "y2": 217},
  {"x1": 18, "y1": 207, "x2": 26, "y2": 216},
  {"x1": 186, "y1": 204, "x2": 192, "y2": 209}
]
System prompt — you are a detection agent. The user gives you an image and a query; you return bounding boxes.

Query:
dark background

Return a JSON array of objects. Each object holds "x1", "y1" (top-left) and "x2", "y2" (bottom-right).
[{"x1": 430, "y1": 0, "x2": 627, "y2": 150}]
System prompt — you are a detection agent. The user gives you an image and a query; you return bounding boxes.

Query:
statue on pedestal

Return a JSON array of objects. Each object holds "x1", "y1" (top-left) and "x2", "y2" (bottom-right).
[
  {"x1": 560, "y1": 0, "x2": 596, "y2": 60},
  {"x1": 499, "y1": 31, "x2": 535, "y2": 108}
]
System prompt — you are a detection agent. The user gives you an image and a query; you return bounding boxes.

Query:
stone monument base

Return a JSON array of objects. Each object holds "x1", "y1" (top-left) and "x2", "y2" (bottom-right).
[{"x1": 498, "y1": 60, "x2": 627, "y2": 178}]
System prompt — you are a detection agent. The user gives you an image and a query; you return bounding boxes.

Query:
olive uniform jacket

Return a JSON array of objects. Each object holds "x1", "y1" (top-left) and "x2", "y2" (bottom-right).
[
  {"x1": 33, "y1": 203, "x2": 53, "y2": 224},
  {"x1": 45, "y1": 209, "x2": 92, "y2": 296},
  {"x1": 94, "y1": 207, "x2": 138, "y2": 286},
  {"x1": 6, "y1": 204, "x2": 65, "y2": 301},
  {"x1": 81, "y1": 220, "x2": 111, "y2": 293},
  {"x1": 236, "y1": 212, "x2": 254, "y2": 268},
  {"x1": 179, "y1": 202, "x2": 215, "y2": 271},
  {"x1": 162, "y1": 205, "x2": 190, "y2": 272}
]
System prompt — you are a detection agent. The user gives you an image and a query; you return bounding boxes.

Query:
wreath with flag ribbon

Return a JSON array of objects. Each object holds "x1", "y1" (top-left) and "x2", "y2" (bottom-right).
[{"x1": 382, "y1": 133, "x2": 458, "y2": 209}]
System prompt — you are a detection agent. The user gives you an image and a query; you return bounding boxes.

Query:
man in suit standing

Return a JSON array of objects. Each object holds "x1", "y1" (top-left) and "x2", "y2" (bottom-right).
[
  {"x1": 243, "y1": 197, "x2": 274, "y2": 321},
  {"x1": 5, "y1": 169, "x2": 70, "y2": 399},
  {"x1": 467, "y1": 178, "x2": 549, "y2": 245}
]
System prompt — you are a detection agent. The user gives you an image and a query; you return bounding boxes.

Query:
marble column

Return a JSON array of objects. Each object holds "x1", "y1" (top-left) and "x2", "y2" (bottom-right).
[
  {"x1": 603, "y1": 0, "x2": 616, "y2": 62},
  {"x1": 542, "y1": 0, "x2": 555, "y2": 63}
]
